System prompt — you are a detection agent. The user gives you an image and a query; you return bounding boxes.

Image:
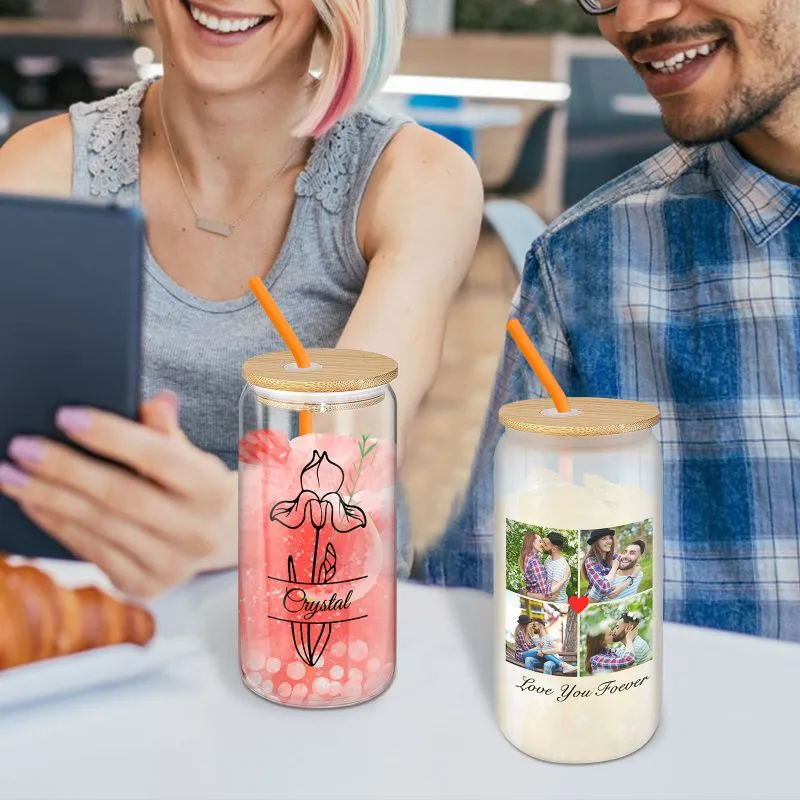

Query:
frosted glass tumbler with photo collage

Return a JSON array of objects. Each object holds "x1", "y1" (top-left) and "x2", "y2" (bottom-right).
[
  {"x1": 238, "y1": 349, "x2": 398, "y2": 709},
  {"x1": 494, "y1": 398, "x2": 662, "y2": 763}
]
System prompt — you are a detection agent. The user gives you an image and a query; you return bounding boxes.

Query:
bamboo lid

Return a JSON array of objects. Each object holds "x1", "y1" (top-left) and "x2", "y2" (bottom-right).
[
  {"x1": 242, "y1": 348, "x2": 398, "y2": 393},
  {"x1": 499, "y1": 398, "x2": 660, "y2": 437}
]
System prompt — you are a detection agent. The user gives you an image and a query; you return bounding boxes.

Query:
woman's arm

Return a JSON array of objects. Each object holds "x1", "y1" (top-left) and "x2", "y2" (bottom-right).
[
  {"x1": 0, "y1": 115, "x2": 73, "y2": 196},
  {"x1": 584, "y1": 556, "x2": 614, "y2": 596},
  {"x1": 592, "y1": 649, "x2": 635, "y2": 671},
  {"x1": 339, "y1": 125, "x2": 484, "y2": 463},
  {"x1": 523, "y1": 553, "x2": 550, "y2": 599}
]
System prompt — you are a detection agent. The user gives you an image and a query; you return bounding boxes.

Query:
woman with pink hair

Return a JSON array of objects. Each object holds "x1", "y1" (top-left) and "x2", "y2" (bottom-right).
[{"x1": 0, "y1": 1, "x2": 483, "y2": 598}]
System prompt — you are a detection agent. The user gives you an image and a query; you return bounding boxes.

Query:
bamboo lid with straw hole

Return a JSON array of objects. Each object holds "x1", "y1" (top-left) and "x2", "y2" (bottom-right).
[
  {"x1": 243, "y1": 349, "x2": 398, "y2": 393},
  {"x1": 500, "y1": 398, "x2": 660, "y2": 437},
  {"x1": 501, "y1": 319, "x2": 660, "y2": 437},
  {"x1": 246, "y1": 277, "x2": 397, "y2": 435}
]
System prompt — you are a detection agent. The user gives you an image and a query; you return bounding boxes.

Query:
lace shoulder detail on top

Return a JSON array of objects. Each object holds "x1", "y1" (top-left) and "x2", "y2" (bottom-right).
[
  {"x1": 72, "y1": 80, "x2": 150, "y2": 197},
  {"x1": 295, "y1": 107, "x2": 391, "y2": 214}
]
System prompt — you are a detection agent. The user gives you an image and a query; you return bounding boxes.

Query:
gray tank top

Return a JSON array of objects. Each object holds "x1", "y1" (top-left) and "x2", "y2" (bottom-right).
[{"x1": 69, "y1": 80, "x2": 410, "y2": 472}]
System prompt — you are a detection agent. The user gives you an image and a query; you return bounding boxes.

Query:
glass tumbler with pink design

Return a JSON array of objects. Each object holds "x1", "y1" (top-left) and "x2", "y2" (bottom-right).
[{"x1": 238, "y1": 348, "x2": 397, "y2": 708}]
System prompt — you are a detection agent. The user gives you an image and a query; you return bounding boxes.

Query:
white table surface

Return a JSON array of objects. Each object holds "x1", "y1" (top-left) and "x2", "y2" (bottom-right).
[{"x1": 0, "y1": 570, "x2": 796, "y2": 800}]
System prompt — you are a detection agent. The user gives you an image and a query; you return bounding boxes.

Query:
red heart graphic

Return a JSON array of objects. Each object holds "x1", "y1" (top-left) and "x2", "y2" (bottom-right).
[{"x1": 569, "y1": 596, "x2": 589, "y2": 613}]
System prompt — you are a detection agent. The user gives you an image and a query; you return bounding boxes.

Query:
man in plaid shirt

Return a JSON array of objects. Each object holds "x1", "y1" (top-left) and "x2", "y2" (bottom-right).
[{"x1": 418, "y1": 0, "x2": 800, "y2": 642}]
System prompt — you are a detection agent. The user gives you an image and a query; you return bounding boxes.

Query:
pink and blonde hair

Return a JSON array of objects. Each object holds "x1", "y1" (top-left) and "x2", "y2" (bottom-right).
[{"x1": 120, "y1": 1, "x2": 406, "y2": 138}]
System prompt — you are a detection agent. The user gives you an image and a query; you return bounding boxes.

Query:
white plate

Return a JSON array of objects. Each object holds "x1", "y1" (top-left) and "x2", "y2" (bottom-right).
[
  {"x1": 0, "y1": 637, "x2": 202, "y2": 712},
  {"x1": 0, "y1": 558, "x2": 203, "y2": 711}
]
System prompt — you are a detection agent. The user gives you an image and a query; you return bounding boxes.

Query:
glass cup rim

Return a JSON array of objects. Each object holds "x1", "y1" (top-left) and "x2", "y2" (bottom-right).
[{"x1": 249, "y1": 383, "x2": 389, "y2": 412}]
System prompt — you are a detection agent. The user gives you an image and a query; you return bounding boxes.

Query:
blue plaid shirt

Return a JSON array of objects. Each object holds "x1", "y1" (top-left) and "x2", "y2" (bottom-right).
[{"x1": 419, "y1": 141, "x2": 800, "y2": 642}]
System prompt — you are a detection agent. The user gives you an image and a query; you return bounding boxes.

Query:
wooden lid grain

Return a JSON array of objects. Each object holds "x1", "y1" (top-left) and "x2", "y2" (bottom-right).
[
  {"x1": 242, "y1": 349, "x2": 398, "y2": 393},
  {"x1": 499, "y1": 398, "x2": 660, "y2": 437}
]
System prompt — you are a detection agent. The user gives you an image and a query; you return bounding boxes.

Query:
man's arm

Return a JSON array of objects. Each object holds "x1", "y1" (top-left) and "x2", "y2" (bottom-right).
[
  {"x1": 539, "y1": 637, "x2": 560, "y2": 656},
  {"x1": 607, "y1": 574, "x2": 634, "y2": 599},
  {"x1": 549, "y1": 562, "x2": 570, "y2": 598}
]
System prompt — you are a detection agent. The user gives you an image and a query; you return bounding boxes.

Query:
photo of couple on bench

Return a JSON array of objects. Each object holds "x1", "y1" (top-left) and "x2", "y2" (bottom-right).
[{"x1": 508, "y1": 606, "x2": 578, "y2": 676}]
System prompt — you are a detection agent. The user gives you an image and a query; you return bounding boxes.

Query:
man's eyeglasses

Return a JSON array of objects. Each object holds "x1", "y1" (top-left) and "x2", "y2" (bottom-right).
[{"x1": 575, "y1": 0, "x2": 619, "y2": 15}]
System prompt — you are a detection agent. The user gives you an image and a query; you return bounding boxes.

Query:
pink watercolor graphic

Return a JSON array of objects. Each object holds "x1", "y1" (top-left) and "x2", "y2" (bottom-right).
[{"x1": 239, "y1": 431, "x2": 396, "y2": 707}]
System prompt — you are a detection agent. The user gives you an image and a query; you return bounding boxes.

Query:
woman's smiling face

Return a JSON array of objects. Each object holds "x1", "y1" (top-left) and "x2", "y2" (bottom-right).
[
  {"x1": 151, "y1": 0, "x2": 321, "y2": 94},
  {"x1": 598, "y1": 534, "x2": 614, "y2": 554}
]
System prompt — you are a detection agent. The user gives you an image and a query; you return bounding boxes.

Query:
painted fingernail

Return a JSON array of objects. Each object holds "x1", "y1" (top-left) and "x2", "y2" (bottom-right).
[
  {"x1": 0, "y1": 462, "x2": 30, "y2": 488},
  {"x1": 8, "y1": 436, "x2": 44, "y2": 465},
  {"x1": 56, "y1": 407, "x2": 92, "y2": 434}
]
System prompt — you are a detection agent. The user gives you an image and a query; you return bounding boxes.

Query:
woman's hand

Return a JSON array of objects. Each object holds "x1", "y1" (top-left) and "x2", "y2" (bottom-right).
[{"x1": 0, "y1": 393, "x2": 236, "y2": 599}]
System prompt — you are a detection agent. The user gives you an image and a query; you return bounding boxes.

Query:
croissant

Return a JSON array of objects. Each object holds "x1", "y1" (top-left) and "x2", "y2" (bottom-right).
[{"x1": 0, "y1": 559, "x2": 155, "y2": 671}]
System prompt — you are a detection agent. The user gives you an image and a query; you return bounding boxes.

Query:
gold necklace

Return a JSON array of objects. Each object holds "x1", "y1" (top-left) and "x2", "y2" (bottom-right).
[{"x1": 158, "y1": 87, "x2": 304, "y2": 238}]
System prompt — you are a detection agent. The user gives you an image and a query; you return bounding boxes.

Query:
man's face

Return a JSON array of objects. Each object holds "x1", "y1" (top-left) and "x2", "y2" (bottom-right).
[
  {"x1": 612, "y1": 619, "x2": 631, "y2": 641},
  {"x1": 541, "y1": 538, "x2": 553, "y2": 553},
  {"x1": 598, "y1": 0, "x2": 800, "y2": 143},
  {"x1": 618, "y1": 544, "x2": 643, "y2": 569}
]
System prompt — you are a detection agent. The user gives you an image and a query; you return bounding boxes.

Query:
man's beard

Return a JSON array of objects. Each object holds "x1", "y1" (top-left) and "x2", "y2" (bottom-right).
[
  {"x1": 665, "y1": 77, "x2": 800, "y2": 144},
  {"x1": 663, "y1": 5, "x2": 800, "y2": 144},
  {"x1": 612, "y1": 628, "x2": 626, "y2": 643}
]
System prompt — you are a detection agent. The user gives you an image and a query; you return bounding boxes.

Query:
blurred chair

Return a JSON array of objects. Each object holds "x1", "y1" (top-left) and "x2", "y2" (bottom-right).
[
  {"x1": 407, "y1": 94, "x2": 476, "y2": 159},
  {"x1": 0, "y1": 90, "x2": 12, "y2": 142},
  {"x1": 563, "y1": 53, "x2": 671, "y2": 207},
  {"x1": 483, "y1": 198, "x2": 547, "y2": 278},
  {"x1": 0, "y1": 60, "x2": 21, "y2": 107},
  {"x1": 484, "y1": 105, "x2": 556, "y2": 197},
  {"x1": 45, "y1": 65, "x2": 94, "y2": 108}
]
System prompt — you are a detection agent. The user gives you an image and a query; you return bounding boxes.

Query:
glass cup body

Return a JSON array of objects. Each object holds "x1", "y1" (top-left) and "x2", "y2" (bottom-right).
[
  {"x1": 238, "y1": 382, "x2": 397, "y2": 708},
  {"x1": 495, "y1": 428, "x2": 662, "y2": 763}
]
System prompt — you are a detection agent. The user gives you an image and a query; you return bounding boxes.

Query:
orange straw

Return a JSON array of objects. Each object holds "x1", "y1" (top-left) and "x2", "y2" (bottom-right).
[
  {"x1": 248, "y1": 278, "x2": 313, "y2": 435},
  {"x1": 506, "y1": 318, "x2": 571, "y2": 413}
]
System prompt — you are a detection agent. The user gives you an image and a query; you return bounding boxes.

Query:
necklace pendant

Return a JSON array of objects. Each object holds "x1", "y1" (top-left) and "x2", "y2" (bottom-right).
[{"x1": 196, "y1": 217, "x2": 234, "y2": 237}]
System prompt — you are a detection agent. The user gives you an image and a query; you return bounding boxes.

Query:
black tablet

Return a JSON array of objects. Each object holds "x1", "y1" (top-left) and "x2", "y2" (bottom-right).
[{"x1": 0, "y1": 193, "x2": 143, "y2": 559}]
